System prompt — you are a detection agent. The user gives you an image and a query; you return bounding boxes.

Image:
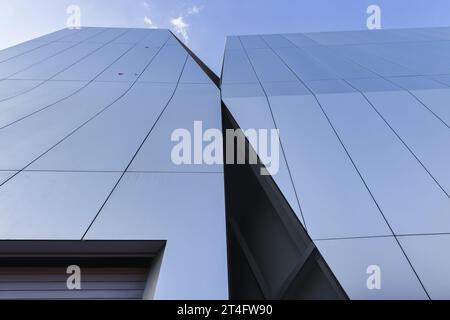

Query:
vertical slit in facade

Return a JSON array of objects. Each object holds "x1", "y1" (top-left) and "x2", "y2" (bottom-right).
[{"x1": 221, "y1": 103, "x2": 348, "y2": 300}]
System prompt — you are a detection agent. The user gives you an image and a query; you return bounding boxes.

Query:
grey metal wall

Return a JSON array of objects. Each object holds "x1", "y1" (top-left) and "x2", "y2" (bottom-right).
[
  {"x1": 222, "y1": 106, "x2": 347, "y2": 300},
  {"x1": 0, "y1": 27, "x2": 228, "y2": 299},
  {"x1": 221, "y1": 28, "x2": 450, "y2": 300}
]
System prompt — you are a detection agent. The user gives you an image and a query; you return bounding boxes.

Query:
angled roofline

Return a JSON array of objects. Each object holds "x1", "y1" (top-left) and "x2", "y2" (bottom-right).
[{"x1": 169, "y1": 30, "x2": 220, "y2": 87}]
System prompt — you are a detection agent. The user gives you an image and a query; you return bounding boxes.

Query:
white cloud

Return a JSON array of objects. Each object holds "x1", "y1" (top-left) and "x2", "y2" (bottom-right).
[
  {"x1": 170, "y1": 16, "x2": 189, "y2": 42},
  {"x1": 144, "y1": 16, "x2": 158, "y2": 29},
  {"x1": 187, "y1": 5, "x2": 201, "y2": 15},
  {"x1": 142, "y1": 2, "x2": 157, "y2": 29},
  {"x1": 170, "y1": 5, "x2": 202, "y2": 43},
  {"x1": 144, "y1": 16, "x2": 152, "y2": 25}
]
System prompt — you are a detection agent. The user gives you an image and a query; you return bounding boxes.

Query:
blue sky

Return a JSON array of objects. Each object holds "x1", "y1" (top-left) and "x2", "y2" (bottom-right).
[{"x1": 2, "y1": 0, "x2": 450, "y2": 74}]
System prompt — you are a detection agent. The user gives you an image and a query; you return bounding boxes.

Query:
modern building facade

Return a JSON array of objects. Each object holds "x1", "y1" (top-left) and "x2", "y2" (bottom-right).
[
  {"x1": 222, "y1": 27, "x2": 450, "y2": 300},
  {"x1": 0, "y1": 26, "x2": 448, "y2": 299},
  {"x1": 0, "y1": 27, "x2": 227, "y2": 299}
]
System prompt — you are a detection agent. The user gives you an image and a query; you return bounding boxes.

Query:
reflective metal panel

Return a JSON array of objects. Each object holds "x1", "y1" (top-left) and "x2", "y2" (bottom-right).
[
  {"x1": 299, "y1": 45, "x2": 376, "y2": 79},
  {"x1": 58, "y1": 27, "x2": 106, "y2": 42},
  {"x1": 407, "y1": 88, "x2": 450, "y2": 127},
  {"x1": 302, "y1": 30, "x2": 369, "y2": 46},
  {"x1": 240, "y1": 35, "x2": 267, "y2": 49},
  {"x1": 84, "y1": 28, "x2": 128, "y2": 43},
  {"x1": 387, "y1": 76, "x2": 446, "y2": 91},
  {"x1": 262, "y1": 81, "x2": 309, "y2": 96},
  {"x1": 180, "y1": 57, "x2": 211, "y2": 83},
  {"x1": 0, "y1": 80, "x2": 87, "y2": 129},
  {"x1": 140, "y1": 30, "x2": 172, "y2": 47},
  {"x1": 112, "y1": 29, "x2": 150, "y2": 44},
  {"x1": 245, "y1": 48, "x2": 298, "y2": 82},
  {"x1": 52, "y1": 43, "x2": 131, "y2": 81},
  {"x1": 0, "y1": 171, "x2": 120, "y2": 239},
  {"x1": 31, "y1": 28, "x2": 81, "y2": 43},
  {"x1": 408, "y1": 27, "x2": 450, "y2": 41},
  {"x1": 225, "y1": 36, "x2": 242, "y2": 51},
  {"x1": 306, "y1": 79, "x2": 355, "y2": 95},
  {"x1": 30, "y1": 83, "x2": 176, "y2": 171},
  {"x1": 431, "y1": 74, "x2": 450, "y2": 87},
  {"x1": 0, "y1": 42, "x2": 75, "y2": 78},
  {"x1": 0, "y1": 41, "x2": 52, "y2": 64},
  {"x1": 130, "y1": 84, "x2": 223, "y2": 172},
  {"x1": 317, "y1": 92, "x2": 450, "y2": 235},
  {"x1": 316, "y1": 237, "x2": 428, "y2": 299},
  {"x1": 269, "y1": 46, "x2": 338, "y2": 81},
  {"x1": 261, "y1": 34, "x2": 294, "y2": 48},
  {"x1": 332, "y1": 46, "x2": 416, "y2": 77},
  {"x1": 160, "y1": 35, "x2": 179, "y2": 47},
  {"x1": 268, "y1": 92, "x2": 392, "y2": 239},
  {"x1": 363, "y1": 90, "x2": 450, "y2": 194},
  {"x1": 221, "y1": 49, "x2": 258, "y2": 84},
  {"x1": 96, "y1": 45, "x2": 159, "y2": 82},
  {"x1": 11, "y1": 42, "x2": 104, "y2": 80},
  {"x1": 221, "y1": 83, "x2": 303, "y2": 224},
  {"x1": 365, "y1": 41, "x2": 450, "y2": 75},
  {"x1": 85, "y1": 172, "x2": 228, "y2": 299},
  {"x1": 0, "y1": 171, "x2": 15, "y2": 185},
  {"x1": 282, "y1": 33, "x2": 318, "y2": 47},
  {"x1": 0, "y1": 81, "x2": 130, "y2": 170},
  {"x1": 399, "y1": 235, "x2": 450, "y2": 300},
  {"x1": 0, "y1": 80, "x2": 43, "y2": 101},
  {"x1": 346, "y1": 77, "x2": 399, "y2": 93},
  {"x1": 139, "y1": 43, "x2": 187, "y2": 83}
]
